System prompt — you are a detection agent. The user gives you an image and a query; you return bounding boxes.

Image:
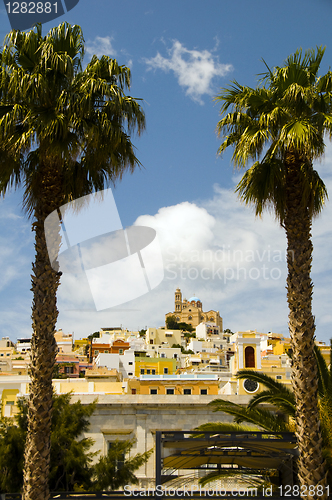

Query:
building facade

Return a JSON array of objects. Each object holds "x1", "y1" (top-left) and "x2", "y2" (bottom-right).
[{"x1": 165, "y1": 289, "x2": 223, "y2": 329}]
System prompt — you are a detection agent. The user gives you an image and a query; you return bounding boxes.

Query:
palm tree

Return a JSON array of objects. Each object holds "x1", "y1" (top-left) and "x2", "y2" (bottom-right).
[
  {"x1": 205, "y1": 344, "x2": 332, "y2": 488},
  {"x1": 0, "y1": 23, "x2": 145, "y2": 500},
  {"x1": 215, "y1": 47, "x2": 332, "y2": 496},
  {"x1": 197, "y1": 346, "x2": 330, "y2": 489}
]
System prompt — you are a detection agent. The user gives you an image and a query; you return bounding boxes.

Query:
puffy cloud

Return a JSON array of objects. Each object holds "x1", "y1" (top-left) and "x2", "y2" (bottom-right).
[
  {"x1": 85, "y1": 36, "x2": 117, "y2": 58},
  {"x1": 145, "y1": 40, "x2": 233, "y2": 103}
]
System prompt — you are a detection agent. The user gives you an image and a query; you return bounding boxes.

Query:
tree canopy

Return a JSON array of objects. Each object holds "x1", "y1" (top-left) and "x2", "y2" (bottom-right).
[{"x1": 0, "y1": 393, "x2": 152, "y2": 493}]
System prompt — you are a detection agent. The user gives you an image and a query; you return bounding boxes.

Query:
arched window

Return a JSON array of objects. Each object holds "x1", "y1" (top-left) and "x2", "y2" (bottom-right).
[{"x1": 244, "y1": 346, "x2": 255, "y2": 368}]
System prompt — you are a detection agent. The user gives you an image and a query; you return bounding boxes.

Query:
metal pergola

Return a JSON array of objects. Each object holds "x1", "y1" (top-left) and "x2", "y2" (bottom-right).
[{"x1": 155, "y1": 430, "x2": 298, "y2": 489}]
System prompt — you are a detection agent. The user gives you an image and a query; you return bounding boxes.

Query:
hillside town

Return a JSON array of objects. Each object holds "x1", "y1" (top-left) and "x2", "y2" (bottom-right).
[
  {"x1": 1, "y1": 289, "x2": 329, "y2": 488},
  {"x1": 1, "y1": 288, "x2": 330, "y2": 411}
]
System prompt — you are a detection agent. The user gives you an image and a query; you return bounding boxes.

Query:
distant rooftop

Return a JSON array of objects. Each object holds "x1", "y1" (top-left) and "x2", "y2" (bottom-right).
[{"x1": 140, "y1": 374, "x2": 218, "y2": 381}]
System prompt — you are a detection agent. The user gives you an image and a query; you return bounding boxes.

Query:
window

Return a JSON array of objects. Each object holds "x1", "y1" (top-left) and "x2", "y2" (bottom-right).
[
  {"x1": 188, "y1": 315, "x2": 192, "y2": 320},
  {"x1": 276, "y1": 375, "x2": 282, "y2": 380},
  {"x1": 131, "y1": 388, "x2": 136, "y2": 394},
  {"x1": 119, "y1": 349, "x2": 123, "y2": 354},
  {"x1": 128, "y1": 372, "x2": 133, "y2": 376},
  {"x1": 164, "y1": 368, "x2": 168, "y2": 374},
  {"x1": 243, "y1": 379, "x2": 259, "y2": 393},
  {"x1": 166, "y1": 388, "x2": 174, "y2": 395},
  {"x1": 152, "y1": 369, "x2": 156, "y2": 375},
  {"x1": 104, "y1": 350, "x2": 109, "y2": 353},
  {"x1": 161, "y1": 353, "x2": 166, "y2": 358},
  {"x1": 147, "y1": 369, "x2": 151, "y2": 374},
  {"x1": 128, "y1": 361, "x2": 133, "y2": 365},
  {"x1": 108, "y1": 442, "x2": 125, "y2": 471},
  {"x1": 94, "y1": 350, "x2": 99, "y2": 355},
  {"x1": 150, "y1": 340, "x2": 154, "y2": 344},
  {"x1": 183, "y1": 388, "x2": 192, "y2": 395},
  {"x1": 200, "y1": 389, "x2": 208, "y2": 395},
  {"x1": 140, "y1": 369, "x2": 144, "y2": 374},
  {"x1": 150, "y1": 389, "x2": 158, "y2": 395}
]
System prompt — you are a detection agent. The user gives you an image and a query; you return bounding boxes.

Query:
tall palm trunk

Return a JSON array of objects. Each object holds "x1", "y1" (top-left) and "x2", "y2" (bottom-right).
[
  {"x1": 23, "y1": 160, "x2": 63, "y2": 500},
  {"x1": 284, "y1": 151, "x2": 327, "y2": 499}
]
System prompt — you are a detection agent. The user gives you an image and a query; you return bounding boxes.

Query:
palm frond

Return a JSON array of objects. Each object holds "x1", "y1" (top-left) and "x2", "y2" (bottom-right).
[
  {"x1": 194, "y1": 422, "x2": 260, "y2": 434},
  {"x1": 248, "y1": 390, "x2": 296, "y2": 416},
  {"x1": 208, "y1": 399, "x2": 289, "y2": 433}
]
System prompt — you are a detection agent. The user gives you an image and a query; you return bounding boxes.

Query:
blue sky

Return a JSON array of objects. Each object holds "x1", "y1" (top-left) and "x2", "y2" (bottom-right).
[{"x1": 1, "y1": 0, "x2": 332, "y2": 343}]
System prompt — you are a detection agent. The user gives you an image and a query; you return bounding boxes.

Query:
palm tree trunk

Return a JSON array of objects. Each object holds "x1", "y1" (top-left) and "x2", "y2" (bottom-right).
[
  {"x1": 22, "y1": 161, "x2": 63, "y2": 500},
  {"x1": 285, "y1": 152, "x2": 328, "y2": 499}
]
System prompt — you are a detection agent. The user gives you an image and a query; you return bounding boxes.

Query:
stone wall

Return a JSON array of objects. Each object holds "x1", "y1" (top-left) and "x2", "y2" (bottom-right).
[{"x1": 72, "y1": 394, "x2": 251, "y2": 488}]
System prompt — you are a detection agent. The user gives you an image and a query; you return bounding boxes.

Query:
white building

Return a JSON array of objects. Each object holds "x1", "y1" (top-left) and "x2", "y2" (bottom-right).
[{"x1": 94, "y1": 350, "x2": 136, "y2": 379}]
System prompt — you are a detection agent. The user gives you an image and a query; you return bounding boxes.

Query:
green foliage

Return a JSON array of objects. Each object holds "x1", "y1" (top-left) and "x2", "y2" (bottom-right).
[
  {"x1": 139, "y1": 329, "x2": 147, "y2": 337},
  {"x1": 171, "y1": 343, "x2": 194, "y2": 354},
  {"x1": 166, "y1": 315, "x2": 194, "y2": 333},
  {"x1": 93, "y1": 440, "x2": 153, "y2": 490},
  {"x1": 180, "y1": 323, "x2": 195, "y2": 333},
  {"x1": 0, "y1": 22, "x2": 146, "y2": 213},
  {"x1": 216, "y1": 46, "x2": 331, "y2": 224},
  {"x1": 0, "y1": 394, "x2": 151, "y2": 493},
  {"x1": 87, "y1": 332, "x2": 100, "y2": 340},
  {"x1": 49, "y1": 394, "x2": 96, "y2": 491},
  {"x1": 0, "y1": 422, "x2": 25, "y2": 493},
  {"x1": 236, "y1": 370, "x2": 296, "y2": 416},
  {"x1": 208, "y1": 398, "x2": 290, "y2": 433},
  {"x1": 166, "y1": 315, "x2": 179, "y2": 329}
]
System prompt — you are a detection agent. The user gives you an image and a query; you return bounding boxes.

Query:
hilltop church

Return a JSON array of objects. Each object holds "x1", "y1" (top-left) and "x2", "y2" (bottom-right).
[{"x1": 165, "y1": 288, "x2": 223, "y2": 330}]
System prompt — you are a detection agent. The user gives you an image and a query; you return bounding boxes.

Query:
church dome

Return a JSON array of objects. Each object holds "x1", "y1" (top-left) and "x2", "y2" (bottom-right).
[{"x1": 189, "y1": 296, "x2": 200, "y2": 302}]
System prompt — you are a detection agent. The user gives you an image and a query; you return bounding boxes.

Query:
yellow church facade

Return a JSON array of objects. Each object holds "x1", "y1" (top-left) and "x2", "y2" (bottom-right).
[{"x1": 165, "y1": 288, "x2": 223, "y2": 329}]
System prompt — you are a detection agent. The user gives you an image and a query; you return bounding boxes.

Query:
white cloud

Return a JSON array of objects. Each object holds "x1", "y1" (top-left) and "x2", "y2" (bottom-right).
[
  {"x1": 85, "y1": 36, "x2": 117, "y2": 58},
  {"x1": 56, "y1": 153, "x2": 332, "y2": 343},
  {"x1": 145, "y1": 40, "x2": 233, "y2": 104}
]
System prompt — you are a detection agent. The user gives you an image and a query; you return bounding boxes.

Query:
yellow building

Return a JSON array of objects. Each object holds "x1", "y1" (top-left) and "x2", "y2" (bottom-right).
[
  {"x1": 138, "y1": 374, "x2": 219, "y2": 396},
  {"x1": 0, "y1": 375, "x2": 30, "y2": 417},
  {"x1": 221, "y1": 331, "x2": 292, "y2": 396},
  {"x1": 273, "y1": 338, "x2": 291, "y2": 356},
  {"x1": 165, "y1": 289, "x2": 223, "y2": 329},
  {"x1": 135, "y1": 357, "x2": 177, "y2": 377},
  {"x1": 146, "y1": 328, "x2": 182, "y2": 347},
  {"x1": 0, "y1": 337, "x2": 16, "y2": 373}
]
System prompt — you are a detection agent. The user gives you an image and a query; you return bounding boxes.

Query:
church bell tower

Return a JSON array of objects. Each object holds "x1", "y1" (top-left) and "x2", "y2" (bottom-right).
[{"x1": 175, "y1": 288, "x2": 182, "y2": 313}]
